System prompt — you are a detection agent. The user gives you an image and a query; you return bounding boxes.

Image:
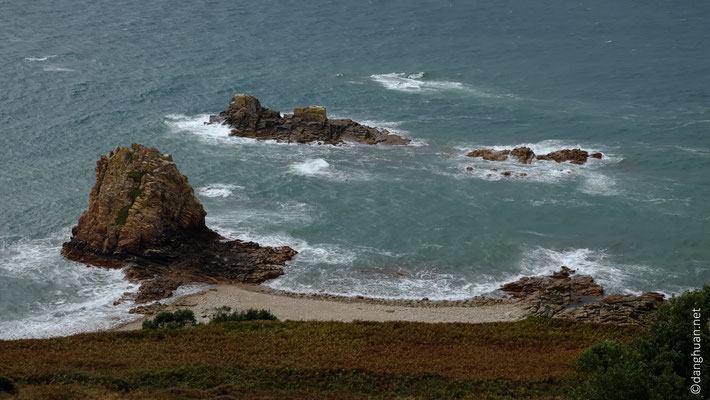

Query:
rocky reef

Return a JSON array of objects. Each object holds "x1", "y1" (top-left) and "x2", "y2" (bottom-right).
[
  {"x1": 501, "y1": 267, "x2": 664, "y2": 325},
  {"x1": 62, "y1": 144, "x2": 296, "y2": 302},
  {"x1": 467, "y1": 147, "x2": 603, "y2": 165},
  {"x1": 208, "y1": 94, "x2": 411, "y2": 145}
]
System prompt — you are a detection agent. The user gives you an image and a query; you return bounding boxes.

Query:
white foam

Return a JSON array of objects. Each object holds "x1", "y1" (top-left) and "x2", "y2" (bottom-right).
[
  {"x1": 0, "y1": 232, "x2": 141, "y2": 339},
  {"x1": 265, "y1": 268, "x2": 499, "y2": 301},
  {"x1": 370, "y1": 72, "x2": 518, "y2": 99},
  {"x1": 25, "y1": 55, "x2": 56, "y2": 61},
  {"x1": 454, "y1": 140, "x2": 622, "y2": 195},
  {"x1": 265, "y1": 246, "x2": 660, "y2": 301},
  {"x1": 675, "y1": 146, "x2": 710, "y2": 157},
  {"x1": 370, "y1": 72, "x2": 469, "y2": 93},
  {"x1": 164, "y1": 114, "x2": 314, "y2": 147},
  {"x1": 211, "y1": 225, "x2": 359, "y2": 268},
  {"x1": 206, "y1": 201, "x2": 316, "y2": 232},
  {"x1": 515, "y1": 247, "x2": 653, "y2": 295},
  {"x1": 354, "y1": 119, "x2": 406, "y2": 134},
  {"x1": 165, "y1": 114, "x2": 233, "y2": 141},
  {"x1": 197, "y1": 183, "x2": 243, "y2": 198},
  {"x1": 290, "y1": 158, "x2": 331, "y2": 176},
  {"x1": 42, "y1": 66, "x2": 76, "y2": 72}
]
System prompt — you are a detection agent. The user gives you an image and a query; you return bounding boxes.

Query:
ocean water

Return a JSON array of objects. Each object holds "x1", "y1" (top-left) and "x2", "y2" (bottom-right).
[{"x1": 1, "y1": 0, "x2": 709, "y2": 339}]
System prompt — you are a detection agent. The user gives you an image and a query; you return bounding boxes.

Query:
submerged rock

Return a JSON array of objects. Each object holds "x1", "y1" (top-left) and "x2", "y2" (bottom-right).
[
  {"x1": 501, "y1": 267, "x2": 663, "y2": 325},
  {"x1": 466, "y1": 147, "x2": 602, "y2": 165},
  {"x1": 209, "y1": 94, "x2": 411, "y2": 145},
  {"x1": 62, "y1": 144, "x2": 296, "y2": 302}
]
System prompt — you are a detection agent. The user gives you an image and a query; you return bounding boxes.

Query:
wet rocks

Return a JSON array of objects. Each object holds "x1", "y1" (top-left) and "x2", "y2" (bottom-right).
[
  {"x1": 501, "y1": 267, "x2": 663, "y2": 325},
  {"x1": 466, "y1": 147, "x2": 602, "y2": 165},
  {"x1": 62, "y1": 144, "x2": 297, "y2": 302},
  {"x1": 209, "y1": 94, "x2": 411, "y2": 145},
  {"x1": 466, "y1": 149, "x2": 510, "y2": 161},
  {"x1": 510, "y1": 147, "x2": 535, "y2": 164},
  {"x1": 536, "y1": 149, "x2": 591, "y2": 165}
]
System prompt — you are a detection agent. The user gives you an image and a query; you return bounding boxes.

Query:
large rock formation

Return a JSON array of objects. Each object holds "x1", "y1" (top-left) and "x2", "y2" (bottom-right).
[
  {"x1": 62, "y1": 144, "x2": 296, "y2": 302},
  {"x1": 501, "y1": 267, "x2": 664, "y2": 325},
  {"x1": 466, "y1": 147, "x2": 603, "y2": 165},
  {"x1": 208, "y1": 94, "x2": 411, "y2": 145}
]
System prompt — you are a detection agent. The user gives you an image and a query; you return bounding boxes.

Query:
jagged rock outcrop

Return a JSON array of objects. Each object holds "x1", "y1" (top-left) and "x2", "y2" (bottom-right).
[
  {"x1": 208, "y1": 94, "x2": 411, "y2": 145},
  {"x1": 501, "y1": 267, "x2": 664, "y2": 325},
  {"x1": 466, "y1": 149, "x2": 510, "y2": 161},
  {"x1": 62, "y1": 144, "x2": 297, "y2": 302},
  {"x1": 466, "y1": 147, "x2": 602, "y2": 165},
  {"x1": 535, "y1": 149, "x2": 590, "y2": 165}
]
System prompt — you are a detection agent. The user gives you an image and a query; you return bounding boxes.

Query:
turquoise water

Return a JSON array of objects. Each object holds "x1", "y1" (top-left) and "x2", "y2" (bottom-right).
[{"x1": 1, "y1": 0, "x2": 709, "y2": 338}]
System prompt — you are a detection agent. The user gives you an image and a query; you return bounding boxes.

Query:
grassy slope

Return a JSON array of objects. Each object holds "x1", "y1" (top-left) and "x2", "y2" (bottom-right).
[{"x1": 0, "y1": 318, "x2": 637, "y2": 399}]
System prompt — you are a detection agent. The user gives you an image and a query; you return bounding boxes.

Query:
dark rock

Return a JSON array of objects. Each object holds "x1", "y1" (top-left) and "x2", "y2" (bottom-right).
[
  {"x1": 210, "y1": 94, "x2": 410, "y2": 145},
  {"x1": 135, "y1": 277, "x2": 182, "y2": 303},
  {"x1": 62, "y1": 144, "x2": 297, "y2": 302},
  {"x1": 536, "y1": 149, "x2": 590, "y2": 165},
  {"x1": 510, "y1": 147, "x2": 535, "y2": 164},
  {"x1": 466, "y1": 149, "x2": 509, "y2": 161},
  {"x1": 501, "y1": 267, "x2": 663, "y2": 325},
  {"x1": 467, "y1": 147, "x2": 598, "y2": 165}
]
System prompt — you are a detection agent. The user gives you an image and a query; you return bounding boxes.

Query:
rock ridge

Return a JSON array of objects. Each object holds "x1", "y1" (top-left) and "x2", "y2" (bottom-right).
[
  {"x1": 208, "y1": 94, "x2": 411, "y2": 145},
  {"x1": 467, "y1": 146, "x2": 603, "y2": 165}
]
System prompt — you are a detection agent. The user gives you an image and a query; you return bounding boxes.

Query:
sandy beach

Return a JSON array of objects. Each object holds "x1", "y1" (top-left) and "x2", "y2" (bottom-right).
[{"x1": 116, "y1": 284, "x2": 526, "y2": 331}]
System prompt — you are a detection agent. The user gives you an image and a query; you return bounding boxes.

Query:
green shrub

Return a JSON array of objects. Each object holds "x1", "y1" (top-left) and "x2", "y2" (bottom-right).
[
  {"x1": 142, "y1": 309, "x2": 196, "y2": 329},
  {"x1": 129, "y1": 187, "x2": 143, "y2": 201},
  {"x1": 0, "y1": 376, "x2": 15, "y2": 394},
  {"x1": 115, "y1": 204, "x2": 131, "y2": 226},
  {"x1": 209, "y1": 307, "x2": 277, "y2": 324},
  {"x1": 574, "y1": 286, "x2": 710, "y2": 400},
  {"x1": 115, "y1": 187, "x2": 143, "y2": 226}
]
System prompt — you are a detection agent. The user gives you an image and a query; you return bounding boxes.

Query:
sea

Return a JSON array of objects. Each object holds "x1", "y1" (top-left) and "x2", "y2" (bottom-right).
[{"x1": 1, "y1": 0, "x2": 709, "y2": 339}]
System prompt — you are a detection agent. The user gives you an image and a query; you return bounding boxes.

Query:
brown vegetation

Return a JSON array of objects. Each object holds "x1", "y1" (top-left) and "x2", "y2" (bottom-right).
[{"x1": 0, "y1": 318, "x2": 637, "y2": 399}]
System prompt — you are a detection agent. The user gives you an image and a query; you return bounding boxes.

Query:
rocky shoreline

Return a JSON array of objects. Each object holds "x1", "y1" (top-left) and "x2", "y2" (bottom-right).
[
  {"x1": 62, "y1": 142, "x2": 662, "y2": 327},
  {"x1": 126, "y1": 268, "x2": 663, "y2": 327}
]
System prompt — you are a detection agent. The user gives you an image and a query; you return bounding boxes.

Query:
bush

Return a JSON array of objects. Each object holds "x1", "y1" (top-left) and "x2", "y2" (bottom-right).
[
  {"x1": 0, "y1": 376, "x2": 15, "y2": 394},
  {"x1": 209, "y1": 307, "x2": 278, "y2": 324},
  {"x1": 114, "y1": 204, "x2": 131, "y2": 226},
  {"x1": 574, "y1": 286, "x2": 710, "y2": 400},
  {"x1": 142, "y1": 309, "x2": 196, "y2": 330}
]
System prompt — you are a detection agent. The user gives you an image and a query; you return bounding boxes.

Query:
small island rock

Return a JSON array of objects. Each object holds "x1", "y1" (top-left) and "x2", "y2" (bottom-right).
[
  {"x1": 62, "y1": 144, "x2": 297, "y2": 302},
  {"x1": 467, "y1": 147, "x2": 602, "y2": 165},
  {"x1": 209, "y1": 94, "x2": 411, "y2": 145}
]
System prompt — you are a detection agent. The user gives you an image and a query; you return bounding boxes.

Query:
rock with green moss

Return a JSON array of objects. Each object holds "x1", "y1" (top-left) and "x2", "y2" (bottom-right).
[{"x1": 62, "y1": 144, "x2": 297, "y2": 303}]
